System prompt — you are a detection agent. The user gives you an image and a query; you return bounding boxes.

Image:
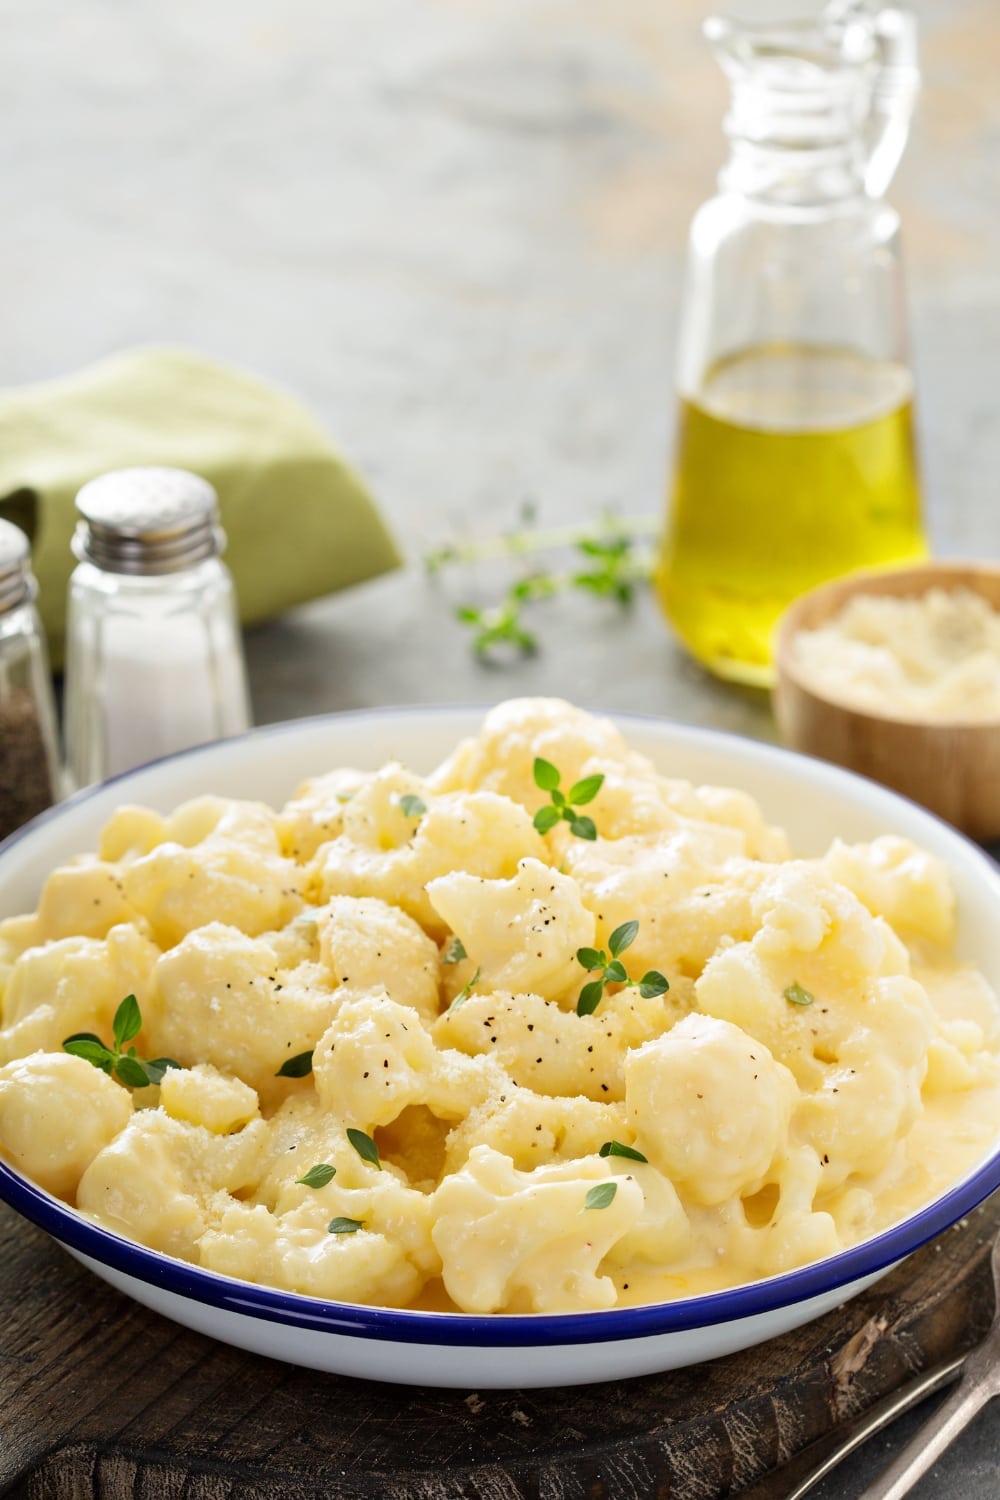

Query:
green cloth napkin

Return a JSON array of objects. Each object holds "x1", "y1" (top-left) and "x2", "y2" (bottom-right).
[{"x1": 0, "y1": 347, "x2": 402, "y2": 666}]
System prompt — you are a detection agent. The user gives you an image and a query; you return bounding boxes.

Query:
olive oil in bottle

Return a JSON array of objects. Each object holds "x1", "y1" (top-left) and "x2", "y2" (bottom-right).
[{"x1": 656, "y1": 345, "x2": 927, "y2": 687}]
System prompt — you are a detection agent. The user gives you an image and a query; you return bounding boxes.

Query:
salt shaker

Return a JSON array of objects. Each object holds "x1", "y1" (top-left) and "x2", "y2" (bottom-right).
[
  {"x1": 0, "y1": 519, "x2": 61, "y2": 840},
  {"x1": 64, "y1": 468, "x2": 252, "y2": 787}
]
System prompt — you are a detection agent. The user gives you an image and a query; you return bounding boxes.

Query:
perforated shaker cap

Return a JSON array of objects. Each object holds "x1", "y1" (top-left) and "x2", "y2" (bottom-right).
[
  {"x1": 72, "y1": 467, "x2": 225, "y2": 575},
  {"x1": 0, "y1": 517, "x2": 34, "y2": 614}
]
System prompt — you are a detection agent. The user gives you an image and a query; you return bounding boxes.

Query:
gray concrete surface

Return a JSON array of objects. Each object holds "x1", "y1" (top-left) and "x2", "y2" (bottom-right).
[{"x1": 3, "y1": 0, "x2": 999, "y2": 1493}]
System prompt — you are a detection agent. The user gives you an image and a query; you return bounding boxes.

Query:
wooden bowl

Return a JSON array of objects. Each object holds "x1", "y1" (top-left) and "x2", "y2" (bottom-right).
[{"x1": 773, "y1": 562, "x2": 1000, "y2": 842}]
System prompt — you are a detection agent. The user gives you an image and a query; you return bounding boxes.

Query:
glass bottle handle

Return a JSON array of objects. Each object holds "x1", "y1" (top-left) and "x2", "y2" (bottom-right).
[
  {"x1": 824, "y1": 2, "x2": 919, "y2": 197},
  {"x1": 825, "y1": 2, "x2": 919, "y2": 198},
  {"x1": 867, "y1": 5, "x2": 920, "y2": 198}
]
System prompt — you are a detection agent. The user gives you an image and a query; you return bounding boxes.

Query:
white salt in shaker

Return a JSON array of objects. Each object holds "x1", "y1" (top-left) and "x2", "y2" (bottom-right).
[{"x1": 64, "y1": 467, "x2": 252, "y2": 787}]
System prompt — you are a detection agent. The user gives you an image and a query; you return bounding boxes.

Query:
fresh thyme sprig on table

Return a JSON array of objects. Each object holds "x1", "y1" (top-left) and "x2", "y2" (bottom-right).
[
  {"x1": 63, "y1": 995, "x2": 181, "y2": 1089},
  {"x1": 426, "y1": 510, "x2": 658, "y2": 659}
]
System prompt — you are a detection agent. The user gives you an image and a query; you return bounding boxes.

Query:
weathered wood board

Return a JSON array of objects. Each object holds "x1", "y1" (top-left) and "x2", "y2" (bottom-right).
[{"x1": 0, "y1": 1192, "x2": 995, "y2": 1499}]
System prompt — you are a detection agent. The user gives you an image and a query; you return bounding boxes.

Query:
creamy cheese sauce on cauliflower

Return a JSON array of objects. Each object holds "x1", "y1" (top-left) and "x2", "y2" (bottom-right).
[{"x1": 1, "y1": 698, "x2": 998, "y2": 1314}]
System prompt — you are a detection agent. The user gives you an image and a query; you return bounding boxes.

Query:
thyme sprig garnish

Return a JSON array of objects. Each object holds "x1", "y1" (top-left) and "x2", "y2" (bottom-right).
[
  {"x1": 276, "y1": 1049, "x2": 314, "y2": 1078},
  {"x1": 297, "y1": 1163, "x2": 336, "y2": 1188},
  {"x1": 347, "y1": 1128, "x2": 381, "y2": 1170},
  {"x1": 576, "y1": 921, "x2": 670, "y2": 1017},
  {"x1": 63, "y1": 995, "x2": 181, "y2": 1089},
  {"x1": 442, "y1": 936, "x2": 467, "y2": 965},
  {"x1": 447, "y1": 966, "x2": 482, "y2": 1013},
  {"x1": 398, "y1": 794, "x2": 427, "y2": 820},
  {"x1": 425, "y1": 509, "x2": 657, "y2": 661},
  {"x1": 599, "y1": 1140, "x2": 648, "y2": 1164},
  {"x1": 532, "y1": 757, "x2": 604, "y2": 841},
  {"x1": 583, "y1": 1182, "x2": 618, "y2": 1211},
  {"x1": 328, "y1": 1216, "x2": 364, "y2": 1235},
  {"x1": 784, "y1": 982, "x2": 815, "y2": 1008}
]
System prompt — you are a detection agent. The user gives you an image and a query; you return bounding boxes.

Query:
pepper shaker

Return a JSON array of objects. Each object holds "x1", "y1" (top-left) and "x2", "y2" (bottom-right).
[
  {"x1": 64, "y1": 467, "x2": 252, "y2": 787},
  {"x1": 0, "y1": 519, "x2": 61, "y2": 840}
]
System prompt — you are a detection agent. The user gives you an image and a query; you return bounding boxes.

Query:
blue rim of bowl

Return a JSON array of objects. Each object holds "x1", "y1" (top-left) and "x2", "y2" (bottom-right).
[
  {"x1": 1, "y1": 704, "x2": 1000, "y2": 1348},
  {"x1": 2, "y1": 1151, "x2": 998, "y2": 1346}
]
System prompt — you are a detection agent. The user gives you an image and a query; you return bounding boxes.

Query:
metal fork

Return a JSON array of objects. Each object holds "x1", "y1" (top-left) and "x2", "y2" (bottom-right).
[
  {"x1": 744, "y1": 1231, "x2": 1000, "y2": 1499},
  {"x1": 858, "y1": 1229, "x2": 1000, "y2": 1497}
]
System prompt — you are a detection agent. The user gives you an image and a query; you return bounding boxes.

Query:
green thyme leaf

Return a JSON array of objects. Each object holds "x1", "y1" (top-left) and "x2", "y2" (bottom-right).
[
  {"x1": 532, "y1": 804, "x2": 561, "y2": 835},
  {"x1": 426, "y1": 510, "x2": 657, "y2": 661},
  {"x1": 276, "y1": 1049, "x2": 314, "y2": 1078},
  {"x1": 112, "y1": 994, "x2": 142, "y2": 1050},
  {"x1": 568, "y1": 774, "x2": 604, "y2": 807},
  {"x1": 449, "y1": 966, "x2": 482, "y2": 1012},
  {"x1": 63, "y1": 1031, "x2": 109, "y2": 1050},
  {"x1": 598, "y1": 1141, "x2": 648, "y2": 1164},
  {"x1": 142, "y1": 1057, "x2": 183, "y2": 1086},
  {"x1": 297, "y1": 1163, "x2": 337, "y2": 1188},
  {"x1": 63, "y1": 1037, "x2": 114, "y2": 1071},
  {"x1": 398, "y1": 794, "x2": 427, "y2": 819},
  {"x1": 327, "y1": 1216, "x2": 364, "y2": 1235},
  {"x1": 64, "y1": 1000, "x2": 180, "y2": 1091},
  {"x1": 113, "y1": 1055, "x2": 152, "y2": 1089},
  {"x1": 533, "y1": 757, "x2": 561, "y2": 792},
  {"x1": 577, "y1": 979, "x2": 606, "y2": 1017},
  {"x1": 347, "y1": 1128, "x2": 381, "y2": 1170},
  {"x1": 533, "y1": 759, "x2": 604, "y2": 840},
  {"x1": 442, "y1": 936, "x2": 467, "y2": 965},
  {"x1": 608, "y1": 921, "x2": 639, "y2": 958},
  {"x1": 583, "y1": 1182, "x2": 618, "y2": 1211},
  {"x1": 573, "y1": 922, "x2": 671, "y2": 1013},
  {"x1": 784, "y1": 982, "x2": 815, "y2": 1008}
]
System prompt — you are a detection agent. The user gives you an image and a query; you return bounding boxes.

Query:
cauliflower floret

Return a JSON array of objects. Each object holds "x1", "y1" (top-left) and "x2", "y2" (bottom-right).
[
  {"x1": 0, "y1": 923, "x2": 160, "y2": 1064},
  {"x1": 121, "y1": 797, "x2": 304, "y2": 947},
  {"x1": 0, "y1": 1052, "x2": 133, "y2": 1198},
  {"x1": 159, "y1": 1063, "x2": 259, "y2": 1134},
  {"x1": 314, "y1": 992, "x2": 508, "y2": 1129},
  {"x1": 77, "y1": 1110, "x2": 266, "y2": 1260},
  {"x1": 427, "y1": 858, "x2": 594, "y2": 1006},
  {"x1": 314, "y1": 778, "x2": 546, "y2": 938},
  {"x1": 276, "y1": 766, "x2": 372, "y2": 860},
  {"x1": 434, "y1": 984, "x2": 673, "y2": 1102},
  {"x1": 35, "y1": 859, "x2": 139, "y2": 941},
  {"x1": 822, "y1": 837, "x2": 956, "y2": 948},
  {"x1": 198, "y1": 1176, "x2": 436, "y2": 1307},
  {"x1": 657, "y1": 781, "x2": 791, "y2": 863},
  {"x1": 431, "y1": 1144, "x2": 644, "y2": 1312},
  {"x1": 97, "y1": 805, "x2": 170, "y2": 862},
  {"x1": 317, "y1": 895, "x2": 440, "y2": 1020},
  {"x1": 625, "y1": 1014, "x2": 797, "y2": 1206},
  {"x1": 443, "y1": 1086, "x2": 627, "y2": 1173},
  {"x1": 428, "y1": 697, "x2": 634, "y2": 808},
  {"x1": 565, "y1": 832, "x2": 770, "y2": 984},
  {"x1": 149, "y1": 923, "x2": 342, "y2": 1100},
  {"x1": 695, "y1": 864, "x2": 918, "y2": 1090}
]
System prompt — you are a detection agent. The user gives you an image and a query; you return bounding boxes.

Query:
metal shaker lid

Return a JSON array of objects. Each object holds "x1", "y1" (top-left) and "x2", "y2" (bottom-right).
[
  {"x1": 73, "y1": 467, "x2": 225, "y2": 575},
  {"x1": 0, "y1": 518, "x2": 34, "y2": 614}
]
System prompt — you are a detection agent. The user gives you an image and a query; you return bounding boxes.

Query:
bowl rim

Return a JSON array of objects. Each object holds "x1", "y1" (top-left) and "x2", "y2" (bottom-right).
[
  {"x1": 1, "y1": 703, "x2": 999, "y2": 1348},
  {"x1": 774, "y1": 559, "x2": 1000, "y2": 731}
]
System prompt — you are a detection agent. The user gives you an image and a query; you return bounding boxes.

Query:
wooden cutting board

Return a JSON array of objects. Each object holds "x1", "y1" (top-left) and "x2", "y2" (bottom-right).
[{"x1": 1, "y1": 1191, "x2": 995, "y2": 1499}]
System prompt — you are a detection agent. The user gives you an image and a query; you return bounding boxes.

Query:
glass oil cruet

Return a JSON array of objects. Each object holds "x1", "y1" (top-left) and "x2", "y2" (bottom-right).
[{"x1": 656, "y1": 1, "x2": 927, "y2": 687}]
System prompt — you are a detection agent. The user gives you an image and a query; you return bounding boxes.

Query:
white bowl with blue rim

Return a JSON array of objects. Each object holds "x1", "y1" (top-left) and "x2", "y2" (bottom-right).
[{"x1": 1, "y1": 707, "x2": 999, "y2": 1389}]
